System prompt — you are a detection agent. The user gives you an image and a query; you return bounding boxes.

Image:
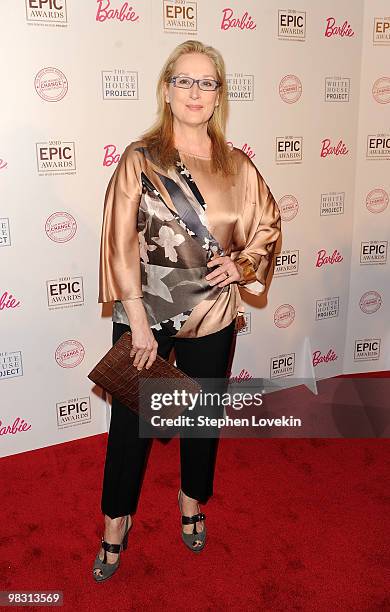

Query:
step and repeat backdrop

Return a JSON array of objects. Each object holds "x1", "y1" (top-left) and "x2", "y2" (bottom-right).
[{"x1": 0, "y1": 0, "x2": 389, "y2": 456}]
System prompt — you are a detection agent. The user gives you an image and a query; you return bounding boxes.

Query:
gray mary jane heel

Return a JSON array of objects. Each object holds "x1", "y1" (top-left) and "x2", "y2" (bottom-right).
[
  {"x1": 92, "y1": 515, "x2": 131, "y2": 582},
  {"x1": 178, "y1": 489, "x2": 207, "y2": 553}
]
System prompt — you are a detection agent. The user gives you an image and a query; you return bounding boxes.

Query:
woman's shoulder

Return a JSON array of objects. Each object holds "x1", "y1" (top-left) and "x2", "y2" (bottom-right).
[
  {"x1": 228, "y1": 146, "x2": 270, "y2": 193},
  {"x1": 228, "y1": 145, "x2": 258, "y2": 176},
  {"x1": 230, "y1": 146, "x2": 248, "y2": 160},
  {"x1": 123, "y1": 140, "x2": 148, "y2": 158},
  {"x1": 116, "y1": 141, "x2": 151, "y2": 173}
]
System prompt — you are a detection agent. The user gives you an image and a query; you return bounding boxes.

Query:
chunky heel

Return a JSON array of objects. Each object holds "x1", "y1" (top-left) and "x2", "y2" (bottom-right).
[
  {"x1": 92, "y1": 515, "x2": 131, "y2": 582},
  {"x1": 122, "y1": 528, "x2": 129, "y2": 551}
]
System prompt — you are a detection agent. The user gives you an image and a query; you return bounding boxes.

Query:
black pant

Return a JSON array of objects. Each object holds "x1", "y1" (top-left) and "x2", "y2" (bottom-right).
[{"x1": 101, "y1": 320, "x2": 236, "y2": 518}]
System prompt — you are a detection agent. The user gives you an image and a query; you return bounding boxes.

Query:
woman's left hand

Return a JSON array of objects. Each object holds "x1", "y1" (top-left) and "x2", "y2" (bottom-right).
[{"x1": 205, "y1": 256, "x2": 243, "y2": 287}]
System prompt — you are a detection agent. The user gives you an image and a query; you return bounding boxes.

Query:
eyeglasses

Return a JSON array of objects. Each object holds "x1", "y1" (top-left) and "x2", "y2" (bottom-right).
[{"x1": 169, "y1": 76, "x2": 221, "y2": 91}]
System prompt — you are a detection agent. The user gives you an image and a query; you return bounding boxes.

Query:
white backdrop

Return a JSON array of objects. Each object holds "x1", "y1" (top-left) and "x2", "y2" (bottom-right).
[{"x1": 0, "y1": 0, "x2": 389, "y2": 457}]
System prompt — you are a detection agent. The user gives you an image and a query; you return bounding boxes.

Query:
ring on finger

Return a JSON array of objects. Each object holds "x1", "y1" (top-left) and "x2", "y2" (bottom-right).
[{"x1": 224, "y1": 270, "x2": 229, "y2": 278}]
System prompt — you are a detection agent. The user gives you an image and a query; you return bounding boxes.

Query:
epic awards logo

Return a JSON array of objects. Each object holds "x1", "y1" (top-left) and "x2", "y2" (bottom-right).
[
  {"x1": 354, "y1": 339, "x2": 381, "y2": 362},
  {"x1": 278, "y1": 10, "x2": 306, "y2": 41},
  {"x1": 0, "y1": 351, "x2": 23, "y2": 380},
  {"x1": 46, "y1": 276, "x2": 84, "y2": 309},
  {"x1": 315, "y1": 297, "x2": 339, "y2": 320},
  {"x1": 373, "y1": 18, "x2": 390, "y2": 45},
  {"x1": 56, "y1": 397, "x2": 91, "y2": 428},
  {"x1": 25, "y1": 0, "x2": 67, "y2": 26},
  {"x1": 163, "y1": 1, "x2": 197, "y2": 34},
  {"x1": 226, "y1": 74, "x2": 254, "y2": 101},
  {"x1": 366, "y1": 134, "x2": 390, "y2": 160},
  {"x1": 325, "y1": 77, "x2": 350, "y2": 102},
  {"x1": 276, "y1": 137, "x2": 303, "y2": 164},
  {"x1": 36, "y1": 141, "x2": 76, "y2": 175},
  {"x1": 360, "y1": 241, "x2": 388, "y2": 265},
  {"x1": 0, "y1": 219, "x2": 11, "y2": 247},
  {"x1": 102, "y1": 70, "x2": 139, "y2": 99},
  {"x1": 274, "y1": 250, "x2": 299, "y2": 277},
  {"x1": 320, "y1": 192, "x2": 345, "y2": 216},
  {"x1": 270, "y1": 353, "x2": 295, "y2": 378}
]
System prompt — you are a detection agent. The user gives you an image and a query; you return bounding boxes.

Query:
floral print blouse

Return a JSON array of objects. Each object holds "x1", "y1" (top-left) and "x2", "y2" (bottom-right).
[{"x1": 99, "y1": 141, "x2": 281, "y2": 338}]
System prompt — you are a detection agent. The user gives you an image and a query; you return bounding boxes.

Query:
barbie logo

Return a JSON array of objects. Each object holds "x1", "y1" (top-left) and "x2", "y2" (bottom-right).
[
  {"x1": 0, "y1": 291, "x2": 20, "y2": 311},
  {"x1": 324, "y1": 18, "x2": 354, "y2": 38},
  {"x1": 96, "y1": 1, "x2": 139, "y2": 22},
  {"x1": 320, "y1": 139, "x2": 349, "y2": 157},
  {"x1": 312, "y1": 349, "x2": 338, "y2": 367},
  {"x1": 0, "y1": 157, "x2": 7, "y2": 170},
  {"x1": 316, "y1": 249, "x2": 343, "y2": 267},
  {"x1": 103, "y1": 144, "x2": 122, "y2": 166},
  {"x1": 242, "y1": 143, "x2": 255, "y2": 159},
  {"x1": 0, "y1": 417, "x2": 32, "y2": 436},
  {"x1": 227, "y1": 141, "x2": 255, "y2": 159},
  {"x1": 220, "y1": 8, "x2": 256, "y2": 31},
  {"x1": 228, "y1": 369, "x2": 253, "y2": 383}
]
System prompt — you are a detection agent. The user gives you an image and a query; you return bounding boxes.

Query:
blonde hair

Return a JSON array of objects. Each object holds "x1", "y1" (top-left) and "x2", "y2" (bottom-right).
[{"x1": 141, "y1": 40, "x2": 234, "y2": 175}]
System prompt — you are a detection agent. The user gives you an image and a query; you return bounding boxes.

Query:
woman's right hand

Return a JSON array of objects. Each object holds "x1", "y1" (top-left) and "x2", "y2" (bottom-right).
[
  {"x1": 122, "y1": 298, "x2": 158, "y2": 371},
  {"x1": 130, "y1": 324, "x2": 158, "y2": 371}
]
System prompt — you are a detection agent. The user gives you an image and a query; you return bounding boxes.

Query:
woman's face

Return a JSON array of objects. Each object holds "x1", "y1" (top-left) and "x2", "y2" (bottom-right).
[{"x1": 164, "y1": 52, "x2": 220, "y2": 130}]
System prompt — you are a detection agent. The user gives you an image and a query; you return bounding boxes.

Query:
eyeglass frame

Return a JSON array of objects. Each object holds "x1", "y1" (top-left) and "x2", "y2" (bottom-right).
[{"x1": 168, "y1": 76, "x2": 221, "y2": 91}]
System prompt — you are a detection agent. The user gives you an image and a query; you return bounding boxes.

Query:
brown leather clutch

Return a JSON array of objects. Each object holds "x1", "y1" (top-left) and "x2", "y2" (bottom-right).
[{"x1": 88, "y1": 331, "x2": 201, "y2": 428}]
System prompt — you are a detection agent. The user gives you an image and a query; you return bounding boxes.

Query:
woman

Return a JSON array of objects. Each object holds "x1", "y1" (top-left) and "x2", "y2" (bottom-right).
[{"x1": 93, "y1": 40, "x2": 281, "y2": 581}]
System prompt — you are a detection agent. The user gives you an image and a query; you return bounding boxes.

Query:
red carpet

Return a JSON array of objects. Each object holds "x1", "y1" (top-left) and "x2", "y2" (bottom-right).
[{"x1": 1, "y1": 434, "x2": 390, "y2": 611}]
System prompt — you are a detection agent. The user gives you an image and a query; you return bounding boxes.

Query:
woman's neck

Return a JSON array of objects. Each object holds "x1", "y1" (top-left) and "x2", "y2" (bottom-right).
[{"x1": 173, "y1": 121, "x2": 211, "y2": 157}]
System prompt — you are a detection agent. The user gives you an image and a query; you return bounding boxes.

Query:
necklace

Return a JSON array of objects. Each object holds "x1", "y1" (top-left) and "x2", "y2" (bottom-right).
[{"x1": 178, "y1": 149, "x2": 211, "y2": 159}]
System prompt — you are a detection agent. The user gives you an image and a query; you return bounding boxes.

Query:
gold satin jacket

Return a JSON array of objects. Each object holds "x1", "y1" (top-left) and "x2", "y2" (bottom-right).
[{"x1": 99, "y1": 141, "x2": 281, "y2": 338}]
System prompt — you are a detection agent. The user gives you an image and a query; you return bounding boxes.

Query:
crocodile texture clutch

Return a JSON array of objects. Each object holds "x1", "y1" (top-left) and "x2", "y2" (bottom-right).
[{"x1": 88, "y1": 331, "x2": 201, "y2": 427}]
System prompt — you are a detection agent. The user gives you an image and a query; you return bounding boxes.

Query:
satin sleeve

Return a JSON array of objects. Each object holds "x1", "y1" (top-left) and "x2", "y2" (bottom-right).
[
  {"x1": 98, "y1": 145, "x2": 143, "y2": 303},
  {"x1": 233, "y1": 158, "x2": 281, "y2": 296}
]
